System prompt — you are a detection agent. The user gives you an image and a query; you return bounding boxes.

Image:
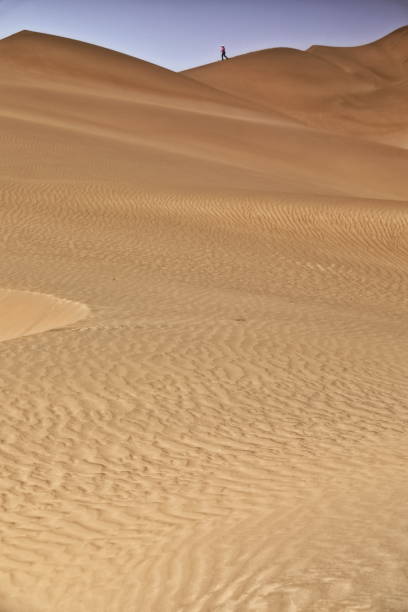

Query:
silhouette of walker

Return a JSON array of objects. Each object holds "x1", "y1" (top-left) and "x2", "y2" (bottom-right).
[{"x1": 220, "y1": 45, "x2": 228, "y2": 61}]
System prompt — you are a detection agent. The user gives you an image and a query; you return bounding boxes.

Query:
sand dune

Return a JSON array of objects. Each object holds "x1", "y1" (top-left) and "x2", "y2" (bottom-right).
[
  {"x1": 184, "y1": 26, "x2": 408, "y2": 139},
  {"x1": 1, "y1": 27, "x2": 408, "y2": 612},
  {"x1": 1, "y1": 32, "x2": 408, "y2": 200}
]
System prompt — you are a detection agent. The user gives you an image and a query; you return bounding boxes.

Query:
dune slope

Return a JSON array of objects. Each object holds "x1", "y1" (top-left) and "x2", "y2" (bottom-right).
[{"x1": 0, "y1": 28, "x2": 408, "y2": 612}]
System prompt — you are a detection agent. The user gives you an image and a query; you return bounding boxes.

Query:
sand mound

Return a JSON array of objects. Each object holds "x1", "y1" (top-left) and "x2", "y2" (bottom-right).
[
  {"x1": 0, "y1": 289, "x2": 89, "y2": 342},
  {"x1": 1, "y1": 26, "x2": 408, "y2": 612}
]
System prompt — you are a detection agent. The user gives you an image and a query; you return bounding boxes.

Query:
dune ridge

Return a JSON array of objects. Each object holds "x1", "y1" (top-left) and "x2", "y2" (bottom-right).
[{"x1": 0, "y1": 26, "x2": 408, "y2": 612}]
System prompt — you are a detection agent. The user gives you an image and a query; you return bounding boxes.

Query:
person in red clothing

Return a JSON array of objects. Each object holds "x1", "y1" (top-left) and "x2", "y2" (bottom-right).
[{"x1": 220, "y1": 45, "x2": 228, "y2": 61}]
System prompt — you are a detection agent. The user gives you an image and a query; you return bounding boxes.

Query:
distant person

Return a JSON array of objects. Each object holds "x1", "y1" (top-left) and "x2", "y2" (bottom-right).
[{"x1": 220, "y1": 45, "x2": 228, "y2": 61}]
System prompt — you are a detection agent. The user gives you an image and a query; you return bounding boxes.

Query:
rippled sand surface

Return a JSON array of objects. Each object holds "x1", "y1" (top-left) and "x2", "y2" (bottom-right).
[{"x1": 1, "y1": 28, "x2": 408, "y2": 612}]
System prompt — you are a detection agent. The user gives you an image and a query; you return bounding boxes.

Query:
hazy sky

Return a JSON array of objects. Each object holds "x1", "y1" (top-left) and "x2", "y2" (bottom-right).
[{"x1": 0, "y1": 0, "x2": 407, "y2": 70}]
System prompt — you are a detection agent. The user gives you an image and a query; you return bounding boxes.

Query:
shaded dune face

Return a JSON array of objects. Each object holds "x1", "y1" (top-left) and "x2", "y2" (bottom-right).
[
  {"x1": 0, "y1": 290, "x2": 88, "y2": 342},
  {"x1": 183, "y1": 26, "x2": 408, "y2": 139}
]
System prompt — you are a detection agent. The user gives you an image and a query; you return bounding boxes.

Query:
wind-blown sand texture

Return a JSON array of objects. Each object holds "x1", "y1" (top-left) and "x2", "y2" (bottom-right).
[{"x1": 0, "y1": 27, "x2": 408, "y2": 611}]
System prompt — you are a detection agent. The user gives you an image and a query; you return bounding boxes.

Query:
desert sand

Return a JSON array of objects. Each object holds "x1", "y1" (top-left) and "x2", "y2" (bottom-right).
[{"x1": 0, "y1": 27, "x2": 408, "y2": 611}]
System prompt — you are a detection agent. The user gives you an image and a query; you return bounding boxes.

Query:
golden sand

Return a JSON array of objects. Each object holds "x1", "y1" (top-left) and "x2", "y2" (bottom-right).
[{"x1": 1, "y1": 27, "x2": 408, "y2": 611}]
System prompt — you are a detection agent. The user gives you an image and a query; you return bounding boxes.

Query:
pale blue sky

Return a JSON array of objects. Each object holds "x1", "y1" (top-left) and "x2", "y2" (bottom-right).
[{"x1": 0, "y1": 0, "x2": 407, "y2": 70}]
